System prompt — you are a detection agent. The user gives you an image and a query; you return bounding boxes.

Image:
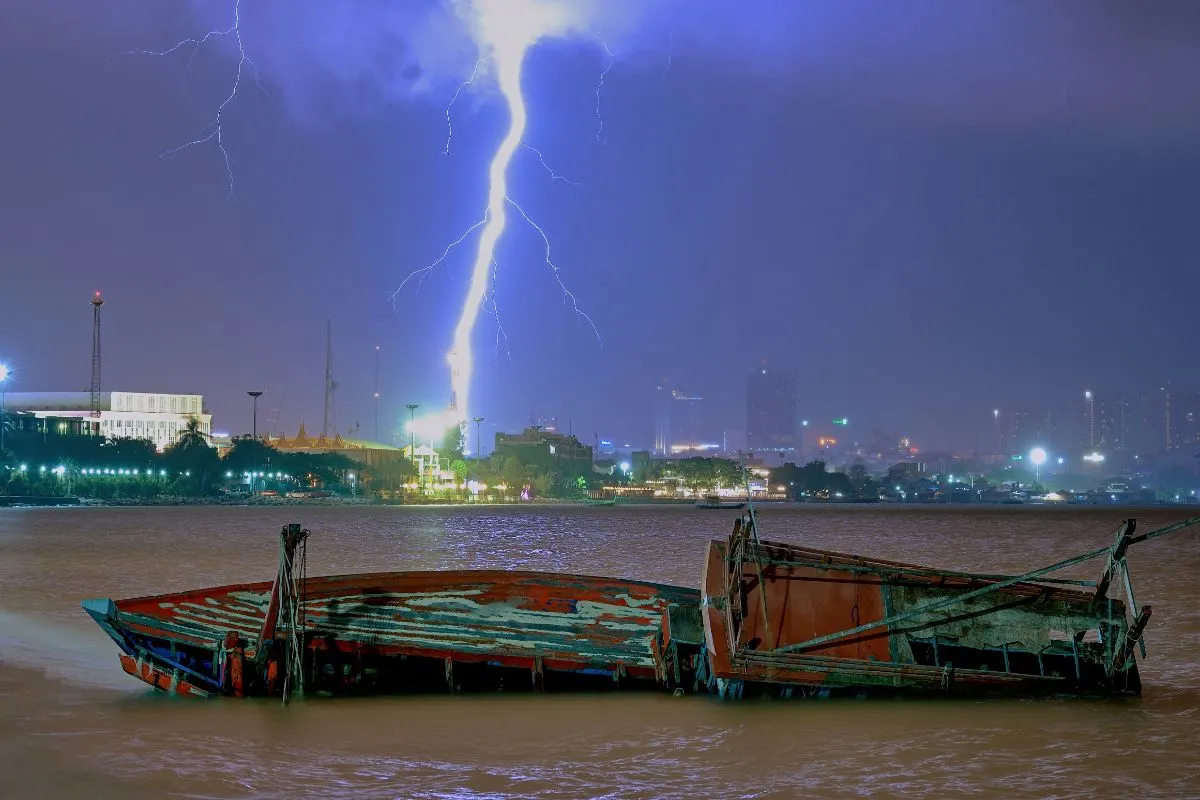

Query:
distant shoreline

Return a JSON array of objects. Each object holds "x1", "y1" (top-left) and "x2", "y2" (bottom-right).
[{"x1": 0, "y1": 494, "x2": 1190, "y2": 510}]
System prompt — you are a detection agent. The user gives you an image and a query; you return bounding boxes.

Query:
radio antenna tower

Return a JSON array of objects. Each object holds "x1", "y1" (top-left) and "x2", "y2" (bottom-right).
[
  {"x1": 90, "y1": 291, "x2": 104, "y2": 418},
  {"x1": 322, "y1": 319, "x2": 336, "y2": 438}
]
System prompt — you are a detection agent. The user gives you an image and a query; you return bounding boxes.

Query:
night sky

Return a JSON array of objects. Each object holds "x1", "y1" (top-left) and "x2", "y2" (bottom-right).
[{"x1": 2, "y1": 0, "x2": 1199, "y2": 451}]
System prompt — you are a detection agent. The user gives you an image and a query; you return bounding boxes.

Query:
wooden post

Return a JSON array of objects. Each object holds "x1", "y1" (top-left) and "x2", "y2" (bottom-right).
[
  {"x1": 1113, "y1": 605, "x2": 1152, "y2": 673},
  {"x1": 1093, "y1": 520, "x2": 1135, "y2": 605}
]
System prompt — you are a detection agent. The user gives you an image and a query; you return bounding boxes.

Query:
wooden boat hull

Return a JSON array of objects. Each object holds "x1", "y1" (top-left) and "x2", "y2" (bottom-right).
[
  {"x1": 83, "y1": 516, "x2": 1186, "y2": 701},
  {"x1": 84, "y1": 570, "x2": 699, "y2": 698},
  {"x1": 698, "y1": 526, "x2": 1145, "y2": 698}
]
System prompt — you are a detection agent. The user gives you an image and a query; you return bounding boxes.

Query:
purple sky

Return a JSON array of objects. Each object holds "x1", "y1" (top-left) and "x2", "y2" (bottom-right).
[{"x1": 2, "y1": 0, "x2": 1199, "y2": 451}]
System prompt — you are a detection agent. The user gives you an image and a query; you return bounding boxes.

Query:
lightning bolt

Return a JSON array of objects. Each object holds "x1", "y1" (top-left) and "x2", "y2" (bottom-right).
[
  {"x1": 595, "y1": 38, "x2": 615, "y2": 143},
  {"x1": 523, "y1": 142, "x2": 580, "y2": 185},
  {"x1": 442, "y1": 57, "x2": 490, "y2": 157},
  {"x1": 483, "y1": 258, "x2": 512, "y2": 360},
  {"x1": 113, "y1": 0, "x2": 267, "y2": 198},
  {"x1": 505, "y1": 196, "x2": 600, "y2": 341},
  {"x1": 402, "y1": 5, "x2": 601, "y2": 449},
  {"x1": 662, "y1": 28, "x2": 673, "y2": 85}
]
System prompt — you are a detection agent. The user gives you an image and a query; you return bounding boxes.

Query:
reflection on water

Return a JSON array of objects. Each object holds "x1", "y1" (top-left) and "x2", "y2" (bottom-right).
[{"x1": 2, "y1": 505, "x2": 1198, "y2": 798}]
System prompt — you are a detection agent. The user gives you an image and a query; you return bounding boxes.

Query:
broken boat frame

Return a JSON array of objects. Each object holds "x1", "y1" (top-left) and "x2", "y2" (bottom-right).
[
  {"x1": 689, "y1": 509, "x2": 1194, "y2": 700},
  {"x1": 82, "y1": 513, "x2": 1199, "y2": 703}
]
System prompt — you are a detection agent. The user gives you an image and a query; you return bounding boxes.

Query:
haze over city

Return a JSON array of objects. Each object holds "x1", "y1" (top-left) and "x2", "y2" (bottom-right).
[
  {"x1": 8, "y1": 4, "x2": 1200, "y2": 799},
  {"x1": 3, "y1": 0, "x2": 1200, "y2": 451}
]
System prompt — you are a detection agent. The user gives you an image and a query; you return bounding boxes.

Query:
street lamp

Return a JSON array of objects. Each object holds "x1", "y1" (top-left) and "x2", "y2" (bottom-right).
[
  {"x1": 1029, "y1": 447, "x2": 1047, "y2": 488},
  {"x1": 406, "y1": 403, "x2": 420, "y2": 487},
  {"x1": 473, "y1": 416, "x2": 485, "y2": 459},
  {"x1": 247, "y1": 391, "x2": 263, "y2": 439}
]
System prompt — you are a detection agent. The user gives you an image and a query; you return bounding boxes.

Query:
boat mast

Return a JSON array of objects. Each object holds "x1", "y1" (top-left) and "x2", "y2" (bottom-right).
[{"x1": 256, "y1": 523, "x2": 310, "y2": 703}]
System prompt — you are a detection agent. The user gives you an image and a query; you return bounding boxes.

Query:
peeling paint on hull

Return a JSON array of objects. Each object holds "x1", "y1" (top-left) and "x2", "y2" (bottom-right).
[
  {"x1": 84, "y1": 570, "x2": 699, "y2": 698},
  {"x1": 82, "y1": 516, "x2": 1191, "y2": 700}
]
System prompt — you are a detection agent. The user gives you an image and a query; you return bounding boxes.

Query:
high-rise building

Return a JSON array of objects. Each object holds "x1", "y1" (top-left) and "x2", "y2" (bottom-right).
[
  {"x1": 1170, "y1": 388, "x2": 1200, "y2": 452},
  {"x1": 1094, "y1": 394, "x2": 1130, "y2": 453},
  {"x1": 654, "y1": 383, "x2": 671, "y2": 455},
  {"x1": 654, "y1": 383, "x2": 708, "y2": 454},
  {"x1": 1131, "y1": 389, "x2": 1167, "y2": 455},
  {"x1": 746, "y1": 367, "x2": 796, "y2": 454},
  {"x1": 1003, "y1": 408, "x2": 1057, "y2": 455}
]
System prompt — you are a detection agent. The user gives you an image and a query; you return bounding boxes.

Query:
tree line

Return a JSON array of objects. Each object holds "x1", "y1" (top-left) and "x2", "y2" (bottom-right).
[{"x1": 0, "y1": 419, "x2": 370, "y2": 499}]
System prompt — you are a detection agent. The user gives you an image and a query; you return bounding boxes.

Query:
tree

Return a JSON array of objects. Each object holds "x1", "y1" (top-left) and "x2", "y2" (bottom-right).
[
  {"x1": 501, "y1": 456, "x2": 526, "y2": 492},
  {"x1": 365, "y1": 458, "x2": 416, "y2": 492},
  {"x1": 797, "y1": 460, "x2": 830, "y2": 493},
  {"x1": 222, "y1": 436, "x2": 277, "y2": 475},
  {"x1": 827, "y1": 471, "x2": 854, "y2": 498},
  {"x1": 531, "y1": 472, "x2": 554, "y2": 497},
  {"x1": 162, "y1": 417, "x2": 221, "y2": 496},
  {"x1": 847, "y1": 462, "x2": 878, "y2": 499}
]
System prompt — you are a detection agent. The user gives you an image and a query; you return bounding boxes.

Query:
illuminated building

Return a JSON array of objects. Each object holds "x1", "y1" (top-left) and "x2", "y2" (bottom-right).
[
  {"x1": 746, "y1": 367, "x2": 797, "y2": 454},
  {"x1": 655, "y1": 383, "x2": 713, "y2": 455},
  {"x1": 494, "y1": 427, "x2": 593, "y2": 465},
  {"x1": 3, "y1": 391, "x2": 210, "y2": 452},
  {"x1": 1128, "y1": 385, "x2": 1200, "y2": 454},
  {"x1": 1000, "y1": 409, "x2": 1057, "y2": 455},
  {"x1": 1094, "y1": 394, "x2": 1130, "y2": 453},
  {"x1": 270, "y1": 425, "x2": 410, "y2": 469}
]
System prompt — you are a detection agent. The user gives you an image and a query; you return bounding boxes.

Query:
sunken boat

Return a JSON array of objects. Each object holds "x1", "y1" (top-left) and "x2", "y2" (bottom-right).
[{"x1": 82, "y1": 515, "x2": 1196, "y2": 701}]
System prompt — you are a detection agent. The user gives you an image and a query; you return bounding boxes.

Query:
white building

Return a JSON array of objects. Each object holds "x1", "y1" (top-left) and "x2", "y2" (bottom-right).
[{"x1": 4, "y1": 391, "x2": 212, "y2": 452}]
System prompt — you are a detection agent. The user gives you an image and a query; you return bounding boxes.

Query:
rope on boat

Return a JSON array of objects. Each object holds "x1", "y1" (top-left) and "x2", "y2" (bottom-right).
[
  {"x1": 771, "y1": 516, "x2": 1200, "y2": 657},
  {"x1": 275, "y1": 525, "x2": 310, "y2": 706},
  {"x1": 737, "y1": 454, "x2": 774, "y2": 649}
]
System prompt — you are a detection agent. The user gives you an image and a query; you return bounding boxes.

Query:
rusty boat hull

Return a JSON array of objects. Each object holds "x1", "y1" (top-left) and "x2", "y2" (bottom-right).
[
  {"x1": 84, "y1": 564, "x2": 699, "y2": 699},
  {"x1": 83, "y1": 517, "x2": 1192, "y2": 701},
  {"x1": 692, "y1": 515, "x2": 1162, "y2": 699}
]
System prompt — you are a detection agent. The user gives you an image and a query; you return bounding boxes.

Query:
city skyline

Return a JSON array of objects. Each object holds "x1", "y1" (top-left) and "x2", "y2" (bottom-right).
[{"x1": 2, "y1": 3, "x2": 1200, "y2": 453}]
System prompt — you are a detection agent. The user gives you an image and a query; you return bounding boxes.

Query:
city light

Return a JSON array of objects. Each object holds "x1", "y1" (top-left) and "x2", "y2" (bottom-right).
[
  {"x1": 407, "y1": 409, "x2": 462, "y2": 445},
  {"x1": 1029, "y1": 447, "x2": 1047, "y2": 488},
  {"x1": 1083, "y1": 452, "x2": 1105, "y2": 463}
]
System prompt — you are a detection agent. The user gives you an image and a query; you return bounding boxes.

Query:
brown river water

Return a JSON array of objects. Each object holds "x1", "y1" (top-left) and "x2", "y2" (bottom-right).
[{"x1": 1, "y1": 504, "x2": 1198, "y2": 799}]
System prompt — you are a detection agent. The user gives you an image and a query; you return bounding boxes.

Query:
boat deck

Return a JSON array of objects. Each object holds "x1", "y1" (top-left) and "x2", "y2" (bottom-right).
[{"x1": 85, "y1": 569, "x2": 700, "y2": 695}]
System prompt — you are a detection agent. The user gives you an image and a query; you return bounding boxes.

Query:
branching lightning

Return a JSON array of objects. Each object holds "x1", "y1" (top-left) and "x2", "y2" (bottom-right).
[
  {"x1": 595, "y1": 38, "x2": 615, "y2": 143},
  {"x1": 483, "y1": 258, "x2": 512, "y2": 360},
  {"x1": 523, "y1": 142, "x2": 580, "y2": 185},
  {"x1": 442, "y1": 57, "x2": 490, "y2": 157},
  {"x1": 662, "y1": 28, "x2": 673, "y2": 85},
  {"x1": 504, "y1": 196, "x2": 599, "y2": 341},
  {"x1": 402, "y1": 2, "x2": 603, "y2": 449},
  {"x1": 119, "y1": 0, "x2": 608, "y2": 451},
  {"x1": 391, "y1": 216, "x2": 487, "y2": 299},
  {"x1": 115, "y1": 0, "x2": 266, "y2": 198}
]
